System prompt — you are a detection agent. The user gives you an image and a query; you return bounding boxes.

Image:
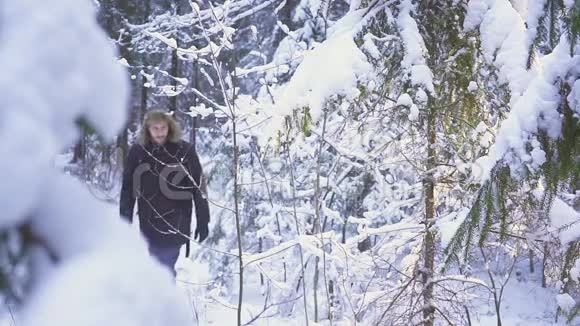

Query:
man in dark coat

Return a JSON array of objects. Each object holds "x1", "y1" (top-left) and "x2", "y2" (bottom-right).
[{"x1": 120, "y1": 110, "x2": 210, "y2": 275}]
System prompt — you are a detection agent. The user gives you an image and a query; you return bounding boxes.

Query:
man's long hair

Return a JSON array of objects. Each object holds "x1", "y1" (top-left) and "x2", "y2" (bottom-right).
[{"x1": 138, "y1": 110, "x2": 182, "y2": 145}]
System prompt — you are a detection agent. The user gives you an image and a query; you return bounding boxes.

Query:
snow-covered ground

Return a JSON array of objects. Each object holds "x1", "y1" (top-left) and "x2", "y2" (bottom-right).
[
  {"x1": 173, "y1": 250, "x2": 569, "y2": 325},
  {"x1": 473, "y1": 270, "x2": 564, "y2": 325}
]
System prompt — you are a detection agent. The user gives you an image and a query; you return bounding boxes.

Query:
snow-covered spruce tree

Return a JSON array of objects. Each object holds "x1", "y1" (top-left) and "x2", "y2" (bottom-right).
[
  {"x1": 442, "y1": 0, "x2": 580, "y2": 323},
  {"x1": 320, "y1": 1, "x2": 509, "y2": 324}
]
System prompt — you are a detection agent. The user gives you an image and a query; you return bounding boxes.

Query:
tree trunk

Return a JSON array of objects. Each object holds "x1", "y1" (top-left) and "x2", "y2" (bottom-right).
[
  {"x1": 422, "y1": 98, "x2": 436, "y2": 326},
  {"x1": 171, "y1": 33, "x2": 179, "y2": 113},
  {"x1": 139, "y1": 0, "x2": 150, "y2": 122},
  {"x1": 190, "y1": 58, "x2": 199, "y2": 145}
]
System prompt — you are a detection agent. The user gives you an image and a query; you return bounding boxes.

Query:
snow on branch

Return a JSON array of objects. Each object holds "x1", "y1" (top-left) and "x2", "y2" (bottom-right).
[
  {"x1": 396, "y1": 0, "x2": 434, "y2": 94},
  {"x1": 251, "y1": 8, "x2": 374, "y2": 143},
  {"x1": 430, "y1": 275, "x2": 489, "y2": 288},
  {"x1": 464, "y1": 0, "x2": 574, "y2": 180},
  {"x1": 475, "y1": 36, "x2": 572, "y2": 180}
]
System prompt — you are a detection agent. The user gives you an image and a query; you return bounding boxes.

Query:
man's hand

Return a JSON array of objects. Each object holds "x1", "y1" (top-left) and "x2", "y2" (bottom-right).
[{"x1": 194, "y1": 224, "x2": 209, "y2": 242}]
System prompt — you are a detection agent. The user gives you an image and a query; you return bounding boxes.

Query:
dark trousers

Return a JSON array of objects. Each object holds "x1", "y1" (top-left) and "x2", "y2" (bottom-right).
[{"x1": 148, "y1": 243, "x2": 181, "y2": 276}]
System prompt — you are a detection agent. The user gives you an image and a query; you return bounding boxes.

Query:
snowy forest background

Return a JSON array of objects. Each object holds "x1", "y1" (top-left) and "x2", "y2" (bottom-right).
[{"x1": 1, "y1": 0, "x2": 579, "y2": 325}]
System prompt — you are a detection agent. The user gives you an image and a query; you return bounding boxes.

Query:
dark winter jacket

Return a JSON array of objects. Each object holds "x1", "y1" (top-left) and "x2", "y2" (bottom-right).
[{"x1": 119, "y1": 140, "x2": 210, "y2": 246}]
